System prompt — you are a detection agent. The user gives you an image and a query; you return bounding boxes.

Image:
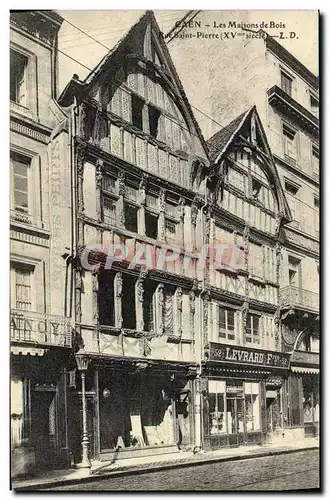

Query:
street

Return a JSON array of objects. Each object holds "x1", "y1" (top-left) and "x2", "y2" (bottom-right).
[{"x1": 44, "y1": 449, "x2": 320, "y2": 491}]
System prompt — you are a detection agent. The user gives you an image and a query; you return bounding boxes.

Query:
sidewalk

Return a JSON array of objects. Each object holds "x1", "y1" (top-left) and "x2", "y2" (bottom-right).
[{"x1": 12, "y1": 437, "x2": 319, "y2": 491}]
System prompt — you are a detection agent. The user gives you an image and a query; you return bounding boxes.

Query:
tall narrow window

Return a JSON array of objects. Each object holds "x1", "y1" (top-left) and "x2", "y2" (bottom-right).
[
  {"x1": 281, "y1": 71, "x2": 293, "y2": 96},
  {"x1": 98, "y1": 270, "x2": 115, "y2": 326},
  {"x1": 283, "y1": 124, "x2": 297, "y2": 160},
  {"x1": 245, "y1": 313, "x2": 260, "y2": 345},
  {"x1": 285, "y1": 180, "x2": 300, "y2": 223},
  {"x1": 122, "y1": 274, "x2": 136, "y2": 329},
  {"x1": 103, "y1": 197, "x2": 116, "y2": 225},
  {"x1": 11, "y1": 152, "x2": 30, "y2": 216},
  {"x1": 124, "y1": 202, "x2": 138, "y2": 233},
  {"x1": 132, "y1": 94, "x2": 144, "y2": 130},
  {"x1": 10, "y1": 49, "x2": 28, "y2": 107},
  {"x1": 165, "y1": 218, "x2": 177, "y2": 243},
  {"x1": 13, "y1": 264, "x2": 33, "y2": 311},
  {"x1": 148, "y1": 105, "x2": 160, "y2": 138},
  {"x1": 288, "y1": 255, "x2": 301, "y2": 287},
  {"x1": 310, "y1": 94, "x2": 319, "y2": 118},
  {"x1": 217, "y1": 306, "x2": 235, "y2": 341},
  {"x1": 312, "y1": 144, "x2": 319, "y2": 181},
  {"x1": 145, "y1": 211, "x2": 158, "y2": 239},
  {"x1": 143, "y1": 281, "x2": 156, "y2": 332}
]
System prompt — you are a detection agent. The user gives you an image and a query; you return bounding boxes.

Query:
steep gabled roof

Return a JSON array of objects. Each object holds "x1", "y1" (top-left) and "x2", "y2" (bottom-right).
[
  {"x1": 207, "y1": 106, "x2": 292, "y2": 224},
  {"x1": 59, "y1": 10, "x2": 209, "y2": 161},
  {"x1": 207, "y1": 108, "x2": 251, "y2": 162}
]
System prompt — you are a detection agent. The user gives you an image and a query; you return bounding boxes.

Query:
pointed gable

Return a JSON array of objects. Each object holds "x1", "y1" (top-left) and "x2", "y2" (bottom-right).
[{"x1": 207, "y1": 106, "x2": 292, "y2": 224}]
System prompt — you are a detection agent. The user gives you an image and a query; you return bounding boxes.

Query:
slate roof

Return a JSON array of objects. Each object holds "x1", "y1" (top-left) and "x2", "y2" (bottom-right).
[{"x1": 206, "y1": 108, "x2": 252, "y2": 162}]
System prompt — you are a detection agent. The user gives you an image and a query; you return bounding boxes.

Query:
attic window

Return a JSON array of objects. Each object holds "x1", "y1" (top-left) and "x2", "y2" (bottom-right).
[
  {"x1": 132, "y1": 94, "x2": 144, "y2": 130},
  {"x1": 148, "y1": 105, "x2": 160, "y2": 138},
  {"x1": 252, "y1": 179, "x2": 262, "y2": 199}
]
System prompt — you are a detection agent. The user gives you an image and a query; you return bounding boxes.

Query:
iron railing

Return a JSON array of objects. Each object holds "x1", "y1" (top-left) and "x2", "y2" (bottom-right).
[{"x1": 280, "y1": 286, "x2": 319, "y2": 312}]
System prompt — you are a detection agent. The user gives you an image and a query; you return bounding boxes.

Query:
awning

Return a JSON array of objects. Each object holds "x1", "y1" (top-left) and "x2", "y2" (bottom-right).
[
  {"x1": 11, "y1": 346, "x2": 46, "y2": 356},
  {"x1": 291, "y1": 366, "x2": 319, "y2": 374}
]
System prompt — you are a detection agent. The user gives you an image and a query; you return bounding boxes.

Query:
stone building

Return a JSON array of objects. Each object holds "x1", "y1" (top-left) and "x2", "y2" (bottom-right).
[
  {"x1": 9, "y1": 10, "x2": 75, "y2": 474},
  {"x1": 168, "y1": 10, "x2": 320, "y2": 441}
]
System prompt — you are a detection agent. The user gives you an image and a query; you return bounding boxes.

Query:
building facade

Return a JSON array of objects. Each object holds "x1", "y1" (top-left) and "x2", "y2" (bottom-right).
[
  {"x1": 168, "y1": 11, "x2": 320, "y2": 441},
  {"x1": 9, "y1": 10, "x2": 75, "y2": 475}
]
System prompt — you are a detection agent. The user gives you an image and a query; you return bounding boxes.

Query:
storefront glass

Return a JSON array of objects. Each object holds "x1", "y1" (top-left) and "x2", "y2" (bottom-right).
[{"x1": 208, "y1": 379, "x2": 260, "y2": 435}]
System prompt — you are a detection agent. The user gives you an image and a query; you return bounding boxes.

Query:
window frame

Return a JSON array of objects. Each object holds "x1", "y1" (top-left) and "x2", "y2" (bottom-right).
[
  {"x1": 245, "y1": 313, "x2": 261, "y2": 345},
  {"x1": 282, "y1": 123, "x2": 298, "y2": 161},
  {"x1": 10, "y1": 148, "x2": 38, "y2": 224},
  {"x1": 11, "y1": 261, "x2": 35, "y2": 312},
  {"x1": 10, "y1": 43, "x2": 37, "y2": 117},
  {"x1": 280, "y1": 70, "x2": 293, "y2": 96},
  {"x1": 216, "y1": 305, "x2": 236, "y2": 342}
]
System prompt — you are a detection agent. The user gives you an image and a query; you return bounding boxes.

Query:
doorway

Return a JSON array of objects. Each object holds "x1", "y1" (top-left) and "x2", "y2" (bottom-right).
[{"x1": 31, "y1": 388, "x2": 58, "y2": 469}]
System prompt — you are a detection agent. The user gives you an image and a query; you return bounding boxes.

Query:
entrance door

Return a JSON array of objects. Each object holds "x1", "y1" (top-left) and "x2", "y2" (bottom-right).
[
  {"x1": 31, "y1": 390, "x2": 58, "y2": 469},
  {"x1": 227, "y1": 397, "x2": 245, "y2": 445},
  {"x1": 175, "y1": 392, "x2": 192, "y2": 448}
]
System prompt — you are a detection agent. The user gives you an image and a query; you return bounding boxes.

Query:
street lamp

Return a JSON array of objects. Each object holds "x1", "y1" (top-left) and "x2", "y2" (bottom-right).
[{"x1": 75, "y1": 348, "x2": 91, "y2": 469}]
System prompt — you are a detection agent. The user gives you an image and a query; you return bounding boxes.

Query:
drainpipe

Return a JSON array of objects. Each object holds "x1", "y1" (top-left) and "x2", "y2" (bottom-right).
[
  {"x1": 70, "y1": 97, "x2": 78, "y2": 332},
  {"x1": 194, "y1": 166, "x2": 209, "y2": 453}
]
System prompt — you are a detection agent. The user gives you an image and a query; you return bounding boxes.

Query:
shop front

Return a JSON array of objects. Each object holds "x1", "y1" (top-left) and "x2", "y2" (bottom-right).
[
  {"x1": 202, "y1": 343, "x2": 291, "y2": 450},
  {"x1": 68, "y1": 357, "x2": 196, "y2": 464}
]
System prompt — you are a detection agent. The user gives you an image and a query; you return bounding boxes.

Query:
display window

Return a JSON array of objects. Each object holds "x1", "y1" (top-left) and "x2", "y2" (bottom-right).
[{"x1": 208, "y1": 379, "x2": 260, "y2": 436}]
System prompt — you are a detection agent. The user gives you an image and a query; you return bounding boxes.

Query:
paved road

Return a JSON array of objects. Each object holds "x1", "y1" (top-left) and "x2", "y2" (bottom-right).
[{"x1": 45, "y1": 449, "x2": 320, "y2": 492}]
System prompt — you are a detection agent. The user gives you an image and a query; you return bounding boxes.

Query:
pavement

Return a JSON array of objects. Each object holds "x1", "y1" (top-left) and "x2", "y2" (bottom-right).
[{"x1": 12, "y1": 436, "x2": 319, "y2": 491}]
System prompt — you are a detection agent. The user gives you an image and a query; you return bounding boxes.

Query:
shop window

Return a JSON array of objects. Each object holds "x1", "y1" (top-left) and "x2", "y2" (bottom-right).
[
  {"x1": 11, "y1": 151, "x2": 31, "y2": 217},
  {"x1": 10, "y1": 49, "x2": 28, "y2": 107},
  {"x1": 281, "y1": 71, "x2": 293, "y2": 96},
  {"x1": 208, "y1": 380, "x2": 227, "y2": 435},
  {"x1": 217, "y1": 306, "x2": 235, "y2": 341},
  {"x1": 132, "y1": 94, "x2": 144, "y2": 131},
  {"x1": 124, "y1": 202, "x2": 138, "y2": 233},
  {"x1": 11, "y1": 263, "x2": 33, "y2": 311},
  {"x1": 244, "y1": 382, "x2": 260, "y2": 431},
  {"x1": 122, "y1": 274, "x2": 136, "y2": 329},
  {"x1": 98, "y1": 270, "x2": 115, "y2": 326},
  {"x1": 103, "y1": 196, "x2": 116, "y2": 225},
  {"x1": 245, "y1": 313, "x2": 260, "y2": 345},
  {"x1": 148, "y1": 105, "x2": 160, "y2": 138},
  {"x1": 145, "y1": 211, "x2": 158, "y2": 239},
  {"x1": 282, "y1": 124, "x2": 297, "y2": 161}
]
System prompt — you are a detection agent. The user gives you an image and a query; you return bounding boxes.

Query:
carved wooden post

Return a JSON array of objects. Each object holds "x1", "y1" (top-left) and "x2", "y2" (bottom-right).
[
  {"x1": 241, "y1": 301, "x2": 249, "y2": 344},
  {"x1": 275, "y1": 241, "x2": 282, "y2": 350},
  {"x1": 117, "y1": 171, "x2": 125, "y2": 228},
  {"x1": 175, "y1": 287, "x2": 183, "y2": 338},
  {"x1": 76, "y1": 144, "x2": 86, "y2": 215},
  {"x1": 138, "y1": 174, "x2": 147, "y2": 236},
  {"x1": 191, "y1": 203, "x2": 198, "y2": 250},
  {"x1": 95, "y1": 159, "x2": 103, "y2": 223},
  {"x1": 92, "y1": 269, "x2": 99, "y2": 325},
  {"x1": 178, "y1": 197, "x2": 185, "y2": 247},
  {"x1": 155, "y1": 283, "x2": 164, "y2": 335},
  {"x1": 114, "y1": 272, "x2": 123, "y2": 328},
  {"x1": 136, "y1": 272, "x2": 147, "y2": 332},
  {"x1": 189, "y1": 289, "x2": 196, "y2": 341},
  {"x1": 158, "y1": 188, "x2": 166, "y2": 242},
  {"x1": 202, "y1": 291, "x2": 210, "y2": 346}
]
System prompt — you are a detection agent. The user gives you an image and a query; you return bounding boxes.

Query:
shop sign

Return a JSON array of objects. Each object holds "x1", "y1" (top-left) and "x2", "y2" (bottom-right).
[
  {"x1": 226, "y1": 385, "x2": 244, "y2": 394},
  {"x1": 207, "y1": 343, "x2": 290, "y2": 369},
  {"x1": 266, "y1": 376, "x2": 284, "y2": 387}
]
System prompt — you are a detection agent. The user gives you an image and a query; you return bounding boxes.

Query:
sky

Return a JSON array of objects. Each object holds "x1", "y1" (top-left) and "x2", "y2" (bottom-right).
[{"x1": 57, "y1": 9, "x2": 319, "y2": 95}]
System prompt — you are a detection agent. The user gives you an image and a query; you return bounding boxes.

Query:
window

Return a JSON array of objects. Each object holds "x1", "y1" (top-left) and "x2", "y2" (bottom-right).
[
  {"x1": 132, "y1": 94, "x2": 144, "y2": 130},
  {"x1": 124, "y1": 202, "x2": 138, "y2": 233},
  {"x1": 98, "y1": 270, "x2": 115, "y2": 326},
  {"x1": 165, "y1": 218, "x2": 177, "y2": 242},
  {"x1": 249, "y1": 242, "x2": 263, "y2": 278},
  {"x1": 284, "y1": 180, "x2": 299, "y2": 197},
  {"x1": 251, "y1": 178, "x2": 262, "y2": 199},
  {"x1": 10, "y1": 49, "x2": 28, "y2": 106},
  {"x1": 284, "y1": 180, "x2": 300, "y2": 222},
  {"x1": 281, "y1": 71, "x2": 293, "y2": 96},
  {"x1": 245, "y1": 313, "x2": 260, "y2": 345},
  {"x1": 143, "y1": 281, "x2": 157, "y2": 332},
  {"x1": 311, "y1": 144, "x2": 319, "y2": 180},
  {"x1": 102, "y1": 175, "x2": 116, "y2": 194},
  {"x1": 148, "y1": 105, "x2": 160, "y2": 138},
  {"x1": 288, "y1": 255, "x2": 301, "y2": 287},
  {"x1": 310, "y1": 94, "x2": 319, "y2": 118},
  {"x1": 314, "y1": 196, "x2": 319, "y2": 209},
  {"x1": 103, "y1": 197, "x2": 116, "y2": 225},
  {"x1": 217, "y1": 307, "x2": 235, "y2": 341},
  {"x1": 145, "y1": 211, "x2": 158, "y2": 239},
  {"x1": 122, "y1": 274, "x2": 136, "y2": 329},
  {"x1": 12, "y1": 264, "x2": 33, "y2": 311},
  {"x1": 245, "y1": 382, "x2": 260, "y2": 431},
  {"x1": 283, "y1": 124, "x2": 297, "y2": 160},
  {"x1": 11, "y1": 152, "x2": 30, "y2": 215}
]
